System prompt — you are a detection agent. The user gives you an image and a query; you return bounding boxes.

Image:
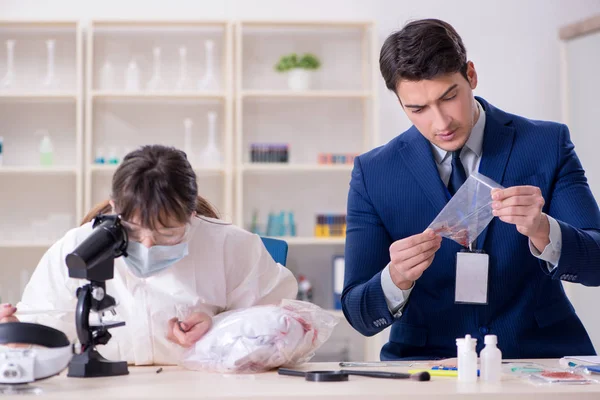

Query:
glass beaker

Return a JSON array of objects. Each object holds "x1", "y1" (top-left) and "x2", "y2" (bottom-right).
[
  {"x1": 42, "y1": 39, "x2": 59, "y2": 90},
  {"x1": 199, "y1": 111, "x2": 222, "y2": 166},
  {"x1": 146, "y1": 46, "x2": 167, "y2": 92},
  {"x1": 175, "y1": 46, "x2": 192, "y2": 91},
  {"x1": 0, "y1": 39, "x2": 16, "y2": 90},
  {"x1": 197, "y1": 40, "x2": 219, "y2": 91}
]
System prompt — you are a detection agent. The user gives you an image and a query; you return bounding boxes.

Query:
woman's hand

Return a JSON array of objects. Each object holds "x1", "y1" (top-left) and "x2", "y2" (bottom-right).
[
  {"x1": 0, "y1": 303, "x2": 19, "y2": 323},
  {"x1": 167, "y1": 312, "x2": 212, "y2": 348}
]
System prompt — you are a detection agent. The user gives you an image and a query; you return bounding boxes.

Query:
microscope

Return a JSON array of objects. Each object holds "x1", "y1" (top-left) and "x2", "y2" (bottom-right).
[{"x1": 65, "y1": 214, "x2": 129, "y2": 378}]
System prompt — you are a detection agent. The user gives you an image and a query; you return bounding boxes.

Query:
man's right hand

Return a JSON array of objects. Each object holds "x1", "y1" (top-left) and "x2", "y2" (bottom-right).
[
  {"x1": 389, "y1": 229, "x2": 442, "y2": 290},
  {"x1": 0, "y1": 303, "x2": 19, "y2": 323}
]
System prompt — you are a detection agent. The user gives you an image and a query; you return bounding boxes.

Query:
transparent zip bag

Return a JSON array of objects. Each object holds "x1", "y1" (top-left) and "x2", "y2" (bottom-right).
[
  {"x1": 428, "y1": 172, "x2": 504, "y2": 248},
  {"x1": 179, "y1": 300, "x2": 339, "y2": 374}
]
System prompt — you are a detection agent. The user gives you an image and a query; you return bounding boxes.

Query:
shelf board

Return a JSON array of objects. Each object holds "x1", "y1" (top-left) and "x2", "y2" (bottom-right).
[
  {"x1": 90, "y1": 164, "x2": 225, "y2": 175},
  {"x1": 0, "y1": 21, "x2": 78, "y2": 28},
  {"x1": 240, "y1": 20, "x2": 373, "y2": 28},
  {"x1": 92, "y1": 20, "x2": 228, "y2": 28},
  {"x1": 0, "y1": 92, "x2": 78, "y2": 100},
  {"x1": 91, "y1": 91, "x2": 226, "y2": 100},
  {"x1": 0, "y1": 166, "x2": 77, "y2": 175},
  {"x1": 0, "y1": 241, "x2": 54, "y2": 249},
  {"x1": 265, "y1": 236, "x2": 345, "y2": 245},
  {"x1": 241, "y1": 90, "x2": 371, "y2": 99},
  {"x1": 242, "y1": 164, "x2": 353, "y2": 173}
]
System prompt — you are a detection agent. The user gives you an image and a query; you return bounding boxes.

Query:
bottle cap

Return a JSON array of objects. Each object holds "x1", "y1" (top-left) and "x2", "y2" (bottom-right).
[{"x1": 484, "y1": 334, "x2": 498, "y2": 345}]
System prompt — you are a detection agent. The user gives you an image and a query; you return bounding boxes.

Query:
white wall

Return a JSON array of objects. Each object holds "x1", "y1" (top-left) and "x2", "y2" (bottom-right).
[{"x1": 1, "y1": 0, "x2": 599, "y2": 144}]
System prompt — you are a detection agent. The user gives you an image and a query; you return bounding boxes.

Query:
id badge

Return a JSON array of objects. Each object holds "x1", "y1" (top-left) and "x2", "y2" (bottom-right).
[{"x1": 455, "y1": 250, "x2": 489, "y2": 304}]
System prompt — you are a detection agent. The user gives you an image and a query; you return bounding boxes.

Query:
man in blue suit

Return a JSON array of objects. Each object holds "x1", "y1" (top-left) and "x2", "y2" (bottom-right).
[{"x1": 342, "y1": 18, "x2": 600, "y2": 360}]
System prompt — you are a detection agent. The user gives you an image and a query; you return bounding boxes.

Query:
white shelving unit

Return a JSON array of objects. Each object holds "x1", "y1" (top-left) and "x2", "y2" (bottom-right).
[
  {"x1": 0, "y1": 20, "x2": 83, "y2": 304},
  {"x1": 235, "y1": 19, "x2": 379, "y2": 234},
  {"x1": 85, "y1": 20, "x2": 234, "y2": 220},
  {"x1": 235, "y1": 20, "x2": 383, "y2": 361},
  {"x1": 0, "y1": 18, "x2": 386, "y2": 361}
]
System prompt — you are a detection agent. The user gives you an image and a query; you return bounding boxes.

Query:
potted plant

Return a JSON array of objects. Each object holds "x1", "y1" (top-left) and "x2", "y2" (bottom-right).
[{"x1": 274, "y1": 53, "x2": 321, "y2": 91}]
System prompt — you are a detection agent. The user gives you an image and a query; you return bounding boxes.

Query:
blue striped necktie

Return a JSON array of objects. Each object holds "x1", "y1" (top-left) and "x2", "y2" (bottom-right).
[{"x1": 448, "y1": 148, "x2": 467, "y2": 196}]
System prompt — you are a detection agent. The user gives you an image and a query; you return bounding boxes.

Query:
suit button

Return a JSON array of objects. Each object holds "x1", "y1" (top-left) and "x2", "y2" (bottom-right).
[{"x1": 479, "y1": 327, "x2": 489, "y2": 335}]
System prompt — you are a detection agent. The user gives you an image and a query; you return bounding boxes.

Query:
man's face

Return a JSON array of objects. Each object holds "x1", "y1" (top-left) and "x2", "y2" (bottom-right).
[{"x1": 396, "y1": 62, "x2": 479, "y2": 152}]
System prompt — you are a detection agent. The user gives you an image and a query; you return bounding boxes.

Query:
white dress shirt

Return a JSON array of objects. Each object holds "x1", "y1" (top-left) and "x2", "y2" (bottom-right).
[{"x1": 381, "y1": 100, "x2": 563, "y2": 317}]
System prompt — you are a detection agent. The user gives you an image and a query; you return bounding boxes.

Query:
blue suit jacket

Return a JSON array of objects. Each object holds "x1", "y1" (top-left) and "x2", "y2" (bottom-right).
[{"x1": 342, "y1": 97, "x2": 600, "y2": 360}]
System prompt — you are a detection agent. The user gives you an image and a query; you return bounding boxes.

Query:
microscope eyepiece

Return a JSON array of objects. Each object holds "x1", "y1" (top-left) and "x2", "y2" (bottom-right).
[{"x1": 65, "y1": 214, "x2": 128, "y2": 281}]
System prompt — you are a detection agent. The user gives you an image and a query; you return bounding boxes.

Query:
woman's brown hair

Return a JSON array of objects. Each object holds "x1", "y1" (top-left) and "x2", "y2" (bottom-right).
[{"x1": 81, "y1": 145, "x2": 218, "y2": 226}]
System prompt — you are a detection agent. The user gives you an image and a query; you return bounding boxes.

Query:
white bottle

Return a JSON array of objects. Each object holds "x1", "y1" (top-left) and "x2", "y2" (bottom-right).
[
  {"x1": 125, "y1": 59, "x2": 140, "y2": 92},
  {"x1": 100, "y1": 61, "x2": 115, "y2": 90},
  {"x1": 456, "y1": 334, "x2": 478, "y2": 383},
  {"x1": 481, "y1": 334, "x2": 502, "y2": 383}
]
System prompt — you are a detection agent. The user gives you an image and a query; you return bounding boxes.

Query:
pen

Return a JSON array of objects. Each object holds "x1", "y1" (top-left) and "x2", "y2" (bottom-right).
[{"x1": 409, "y1": 369, "x2": 481, "y2": 377}]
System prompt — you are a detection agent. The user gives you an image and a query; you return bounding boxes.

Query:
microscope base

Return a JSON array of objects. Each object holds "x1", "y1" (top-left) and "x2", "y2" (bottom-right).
[{"x1": 67, "y1": 348, "x2": 129, "y2": 378}]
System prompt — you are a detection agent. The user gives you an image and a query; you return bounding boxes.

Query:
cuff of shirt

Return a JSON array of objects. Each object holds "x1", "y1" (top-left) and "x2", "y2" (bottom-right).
[
  {"x1": 380, "y1": 263, "x2": 414, "y2": 317},
  {"x1": 529, "y1": 215, "x2": 562, "y2": 271}
]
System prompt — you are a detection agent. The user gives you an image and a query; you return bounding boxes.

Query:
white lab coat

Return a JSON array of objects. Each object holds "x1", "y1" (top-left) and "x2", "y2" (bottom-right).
[{"x1": 16, "y1": 216, "x2": 298, "y2": 365}]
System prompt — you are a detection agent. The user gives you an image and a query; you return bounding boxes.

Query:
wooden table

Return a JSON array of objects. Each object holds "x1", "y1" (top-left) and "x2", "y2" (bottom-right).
[{"x1": 2, "y1": 359, "x2": 600, "y2": 399}]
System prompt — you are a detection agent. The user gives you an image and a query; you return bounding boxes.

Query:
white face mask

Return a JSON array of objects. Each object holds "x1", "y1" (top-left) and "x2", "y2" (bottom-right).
[{"x1": 123, "y1": 241, "x2": 189, "y2": 278}]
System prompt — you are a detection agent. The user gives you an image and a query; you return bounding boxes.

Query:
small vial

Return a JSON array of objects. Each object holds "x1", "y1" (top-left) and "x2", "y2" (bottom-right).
[
  {"x1": 456, "y1": 334, "x2": 478, "y2": 382},
  {"x1": 108, "y1": 147, "x2": 119, "y2": 164},
  {"x1": 94, "y1": 147, "x2": 105, "y2": 164},
  {"x1": 481, "y1": 334, "x2": 502, "y2": 382}
]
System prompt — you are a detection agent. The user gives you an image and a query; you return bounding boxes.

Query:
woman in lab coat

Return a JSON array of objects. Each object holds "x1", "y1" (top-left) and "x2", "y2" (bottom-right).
[{"x1": 0, "y1": 145, "x2": 298, "y2": 365}]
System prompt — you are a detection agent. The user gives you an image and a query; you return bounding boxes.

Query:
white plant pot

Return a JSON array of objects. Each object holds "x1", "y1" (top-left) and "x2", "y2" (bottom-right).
[{"x1": 287, "y1": 68, "x2": 312, "y2": 91}]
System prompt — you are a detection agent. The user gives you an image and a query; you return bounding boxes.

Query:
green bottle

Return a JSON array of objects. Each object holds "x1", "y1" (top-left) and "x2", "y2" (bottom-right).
[{"x1": 40, "y1": 134, "x2": 54, "y2": 166}]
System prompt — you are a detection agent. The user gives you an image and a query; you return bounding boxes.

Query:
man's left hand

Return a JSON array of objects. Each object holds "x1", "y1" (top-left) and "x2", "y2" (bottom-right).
[{"x1": 491, "y1": 186, "x2": 550, "y2": 251}]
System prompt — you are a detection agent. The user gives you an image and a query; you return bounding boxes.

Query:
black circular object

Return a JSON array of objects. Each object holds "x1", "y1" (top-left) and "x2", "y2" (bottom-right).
[
  {"x1": 0, "y1": 322, "x2": 69, "y2": 348},
  {"x1": 304, "y1": 371, "x2": 349, "y2": 382}
]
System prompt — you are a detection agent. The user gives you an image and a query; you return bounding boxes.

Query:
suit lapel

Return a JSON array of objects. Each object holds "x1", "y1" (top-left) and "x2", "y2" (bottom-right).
[
  {"x1": 476, "y1": 99, "x2": 516, "y2": 249},
  {"x1": 399, "y1": 127, "x2": 448, "y2": 215}
]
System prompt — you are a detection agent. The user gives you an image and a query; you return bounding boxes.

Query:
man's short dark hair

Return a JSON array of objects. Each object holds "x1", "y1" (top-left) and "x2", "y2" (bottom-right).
[{"x1": 379, "y1": 18, "x2": 468, "y2": 91}]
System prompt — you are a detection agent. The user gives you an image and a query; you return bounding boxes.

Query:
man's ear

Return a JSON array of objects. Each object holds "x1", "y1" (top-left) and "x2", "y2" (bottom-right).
[{"x1": 466, "y1": 61, "x2": 478, "y2": 90}]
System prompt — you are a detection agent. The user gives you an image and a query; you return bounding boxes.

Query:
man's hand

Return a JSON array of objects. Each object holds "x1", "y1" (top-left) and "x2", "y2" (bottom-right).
[
  {"x1": 491, "y1": 186, "x2": 550, "y2": 251},
  {"x1": 167, "y1": 312, "x2": 212, "y2": 348},
  {"x1": 0, "y1": 303, "x2": 18, "y2": 323},
  {"x1": 389, "y1": 229, "x2": 442, "y2": 290}
]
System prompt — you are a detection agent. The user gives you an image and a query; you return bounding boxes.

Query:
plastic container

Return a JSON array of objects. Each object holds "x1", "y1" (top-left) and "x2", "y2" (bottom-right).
[
  {"x1": 456, "y1": 334, "x2": 478, "y2": 382},
  {"x1": 125, "y1": 59, "x2": 140, "y2": 92},
  {"x1": 429, "y1": 172, "x2": 504, "y2": 248},
  {"x1": 481, "y1": 334, "x2": 502, "y2": 382},
  {"x1": 38, "y1": 131, "x2": 53, "y2": 166}
]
